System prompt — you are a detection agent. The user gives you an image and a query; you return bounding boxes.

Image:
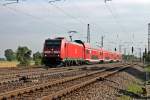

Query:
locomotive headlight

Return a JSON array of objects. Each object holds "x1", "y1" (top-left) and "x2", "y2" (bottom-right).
[
  {"x1": 44, "y1": 54, "x2": 47, "y2": 57},
  {"x1": 54, "y1": 51, "x2": 60, "y2": 53},
  {"x1": 44, "y1": 51, "x2": 51, "y2": 53}
]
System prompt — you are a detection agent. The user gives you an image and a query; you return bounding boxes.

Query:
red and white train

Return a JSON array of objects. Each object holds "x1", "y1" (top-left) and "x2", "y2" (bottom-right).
[{"x1": 42, "y1": 37, "x2": 122, "y2": 67}]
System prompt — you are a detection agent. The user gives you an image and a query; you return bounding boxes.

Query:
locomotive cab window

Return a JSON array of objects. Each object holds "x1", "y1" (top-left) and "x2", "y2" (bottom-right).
[{"x1": 45, "y1": 40, "x2": 61, "y2": 48}]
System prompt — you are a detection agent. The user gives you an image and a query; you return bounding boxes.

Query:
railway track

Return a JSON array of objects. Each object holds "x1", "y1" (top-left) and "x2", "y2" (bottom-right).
[
  {"x1": 41, "y1": 66, "x2": 129, "y2": 100},
  {"x1": 0, "y1": 63, "x2": 125, "y2": 93},
  {"x1": 0, "y1": 64, "x2": 130, "y2": 100},
  {"x1": 0, "y1": 69, "x2": 87, "y2": 93},
  {"x1": 0, "y1": 63, "x2": 125, "y2": 85},
  {"x1": 0, "y1": 66, "x2": 84, "y2": 85}
]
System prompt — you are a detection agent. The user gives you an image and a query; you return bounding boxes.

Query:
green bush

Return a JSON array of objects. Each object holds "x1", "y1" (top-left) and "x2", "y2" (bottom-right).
[
  {"x1": 16, "y1": 46, "x2": 32, "y2": 66},
  {"x1": 33, "y1": 52, "x2": 42, "y2": 65},
  {"x1": 4, "y1": 49, "x2": 16, "y2": 61}
]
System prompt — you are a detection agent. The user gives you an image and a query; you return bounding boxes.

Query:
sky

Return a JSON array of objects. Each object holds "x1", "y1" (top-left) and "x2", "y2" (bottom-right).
[{"x1": 0, "y1": 0, "x2": 150, "y2": 58}]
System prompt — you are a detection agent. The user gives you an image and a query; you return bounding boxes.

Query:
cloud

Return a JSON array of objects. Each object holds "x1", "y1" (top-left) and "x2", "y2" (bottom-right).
[
  {"x1": 0, "y1": 0, "x2": 149, "y2": 57},
  {"x1": 113, "y1": 0, "x2": 150, "y2": 5}
]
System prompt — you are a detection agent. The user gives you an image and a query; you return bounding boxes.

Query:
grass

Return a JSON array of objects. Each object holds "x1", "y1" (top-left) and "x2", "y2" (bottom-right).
[
  {"x1": 144, "y1": 65, "x2": 150, "y2": 73},
  {"x1": 0, "y1": 60, "x2": 36, "y2": 68},
  {"x1": 127, "y1": 83, "x2": 143, "y2": 94},
  {"x1": 118, "y1": 95, "x2": 132, "y2": 100},
  {"x1": 145, "y1": 67, "x2": 150, "y2": 72},
  {"x1": 0, "y1": 61, "x2": 18, "y2": 68},
  {"x1": 144, "y1": 65, "x2": 150, "y2": 84},
  {"x1": 118, "y1": 83, "x2": 144, "y2": 100}
]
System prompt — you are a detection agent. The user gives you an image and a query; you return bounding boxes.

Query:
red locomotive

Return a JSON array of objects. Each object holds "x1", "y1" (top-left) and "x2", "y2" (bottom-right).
[{"x1": 42, "y1": 37, "x2": 122, "y2": 67}]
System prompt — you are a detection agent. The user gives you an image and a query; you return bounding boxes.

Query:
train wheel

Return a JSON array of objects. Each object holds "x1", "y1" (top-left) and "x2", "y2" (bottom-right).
[
  {"x1": 71, "y1": 61, "x2": 73, "y2": 66},
  {"x1": 78, "y1": 61, "x2": 81, "y2": 66},
  {"x1": 57, "y1": 62, "x2": 63, "y2": 67},
  {"x1": 68, "y1": 61, "x2": 71, "y2": 66},
  {"x1": 65, "y1": 62, "x2": 67, "y2": 67}
]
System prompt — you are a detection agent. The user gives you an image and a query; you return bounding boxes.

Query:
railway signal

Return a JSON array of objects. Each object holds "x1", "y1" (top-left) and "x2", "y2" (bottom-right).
[
  {"x1": 87, "y1": 24, "x2": 90, "y2": 43},
  {"x1": 145, "y1": 48, "x2": 147, "y2": 54},
  {"x1": 132, "y1": 46, "x2": 134, "y2": 54}
]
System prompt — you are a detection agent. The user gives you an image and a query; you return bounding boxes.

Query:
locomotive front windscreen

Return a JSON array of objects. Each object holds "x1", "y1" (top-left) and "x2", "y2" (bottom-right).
[{"x1": 45, "y1": 40, "x2": 61, "y2": 48}]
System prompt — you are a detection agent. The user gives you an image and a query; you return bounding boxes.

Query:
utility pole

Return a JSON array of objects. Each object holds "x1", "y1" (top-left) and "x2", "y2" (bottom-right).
[
  {"x1": 139, "y1": 48, "x2": 142, "y2": 62},
  {"x1": 148, "y1": 23, "x2": 150, "y2": 52},
  {"x1": 87, "y1": 24, "x2": 90, "y2": 43},
  {"x1": 124, "y1": 48, "x2": 126, "y2": 63},
  {"x1": 124, "y1": 48, "x2": 126, "y2": 55},
  {"x1": 101, "y1": 36, "x2": 104, "y2": 48},
  {"x1": 119, "y1": 45, "x2": 122, "y2": 53}
]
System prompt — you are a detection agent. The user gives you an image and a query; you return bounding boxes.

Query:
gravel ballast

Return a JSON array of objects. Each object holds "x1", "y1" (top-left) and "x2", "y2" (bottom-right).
[{"x1": 61, "y1": 65, "x2": 145, "y2": 100}]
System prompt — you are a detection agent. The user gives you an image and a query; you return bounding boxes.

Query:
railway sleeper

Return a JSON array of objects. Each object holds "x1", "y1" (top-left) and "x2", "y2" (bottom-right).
[
  {"x1": 0, "y1": 65, "x2": 130, "y2": 100},
  {"x1": 41, "y1": 66, "x2": 129, "y2": 100}
]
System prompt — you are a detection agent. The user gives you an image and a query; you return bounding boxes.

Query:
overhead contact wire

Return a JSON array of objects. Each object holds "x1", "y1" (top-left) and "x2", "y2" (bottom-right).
[{"x1": 0, "y1": 3, "x2": 69, "y2": 31}]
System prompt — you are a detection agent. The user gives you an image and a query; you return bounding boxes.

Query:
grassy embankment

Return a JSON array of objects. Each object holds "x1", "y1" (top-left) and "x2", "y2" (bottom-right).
[
  {"x1": 0, "y1": 61, "x2": 35, "y2": 68},
  {"x1": 145, "y1": 65, "x2": 150, "y2": 73},
  {"x1": 145, "y1": 65, "x2": 150, "y2": 84},
  {"x1": 119, "y1": 65, "x2": 147, "y2": 100},
  {"x1": 119, "y1": 83, "x2": 144, "y2": 100}
]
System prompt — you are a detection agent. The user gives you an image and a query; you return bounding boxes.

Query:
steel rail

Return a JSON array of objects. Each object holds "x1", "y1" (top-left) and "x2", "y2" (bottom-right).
[
  {"x1": 0, "y1": 68, "x2": 79, "y2": 85},
  {"x1": 41, "y1": 66, "x2": 129, "y2": 100},
  {"x1": 0, "y1": 64, "x2": 129, "y2": 100},
  {"x1": 0, "y1": 63, "x2": 126, "y2": 85},
  {"x1": 0, "y1": 70, "x2": 105, "y2": 99}
]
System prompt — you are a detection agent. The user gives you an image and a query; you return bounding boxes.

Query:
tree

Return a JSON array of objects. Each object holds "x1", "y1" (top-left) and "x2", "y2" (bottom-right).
[
  {"x1": 0, "y1": 58, "x2": 5, "y2": 61},
  {"x1": 146, "y1": 51, "x2": 150, "y2": 62},
  {"x1": 122, "y1": 54, "x2": 136, "y2": 61},
  {"x1": 16, "y1": 46, "x2": 32, "y2": 66},
  {"x1": 4, "y1": 49, "x2": 16, "y2": 61},
  {"x1": 33, "y1": 52, "x2": 42, "y2": 65},
  {"x1": 143, "y1": 51, "x2": 150, "y2": 63}
]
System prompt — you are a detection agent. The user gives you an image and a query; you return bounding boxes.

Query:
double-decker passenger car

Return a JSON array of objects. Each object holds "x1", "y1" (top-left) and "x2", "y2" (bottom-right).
[{"x1": 42, "y1": 37, "x2": 122, "y2": 67}]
